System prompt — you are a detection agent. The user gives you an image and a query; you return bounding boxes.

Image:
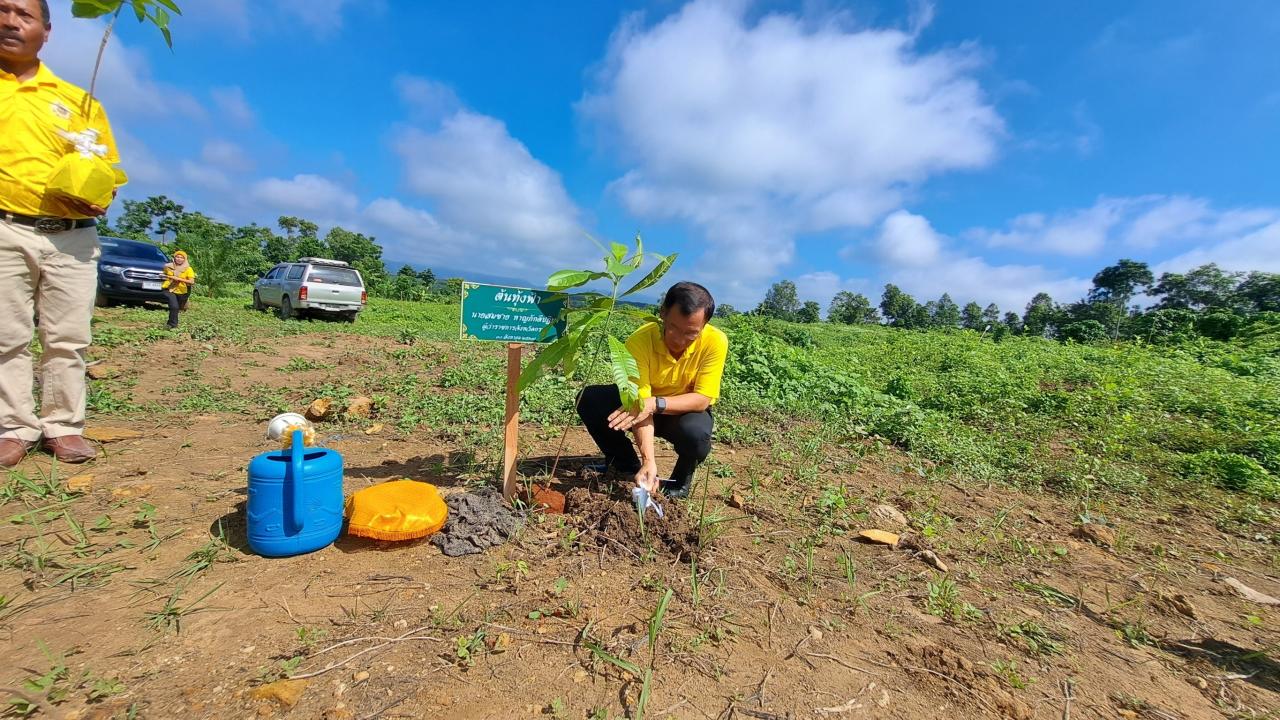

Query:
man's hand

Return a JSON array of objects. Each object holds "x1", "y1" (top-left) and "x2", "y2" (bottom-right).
[
  {"x1": 634, "y1": 461, "x2": 660, "y2": 493},
  {"x1": 606, "y1": 397, "x2": 656, "y2": 432},
  {"x1": 59, "y1": 196, "x2": 107, "y2": 217}
]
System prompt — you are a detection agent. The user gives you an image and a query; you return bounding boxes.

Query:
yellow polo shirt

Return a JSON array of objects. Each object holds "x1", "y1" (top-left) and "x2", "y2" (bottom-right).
[
  {"x1": 0, "y1": 62, "x2": 121, "y2": 218},
  {"x1": 163, "y1": 265, "x2": 196, "y2": 295},
  {"x1": 625, "y1": 322, "x2": 729, "y2": 404}
]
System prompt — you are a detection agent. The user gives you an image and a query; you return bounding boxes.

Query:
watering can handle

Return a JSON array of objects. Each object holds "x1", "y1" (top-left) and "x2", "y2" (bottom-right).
[{"x1": 289, "y1": 429, "x2": 306, "y2": 532}]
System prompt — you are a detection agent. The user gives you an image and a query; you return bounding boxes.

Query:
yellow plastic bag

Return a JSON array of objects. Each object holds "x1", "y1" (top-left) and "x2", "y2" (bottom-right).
[
  {"x1": 46, "y1": 129, "x2": 127, "y2": 208},
  {"x1": 344, "y1": 479, "x2": 448, "y2": 541}
]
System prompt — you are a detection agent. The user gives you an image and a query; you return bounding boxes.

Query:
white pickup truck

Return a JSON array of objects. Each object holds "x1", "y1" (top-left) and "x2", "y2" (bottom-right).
[{"x1": 253, "y1": 257, "x2": 367, "y2": 322}]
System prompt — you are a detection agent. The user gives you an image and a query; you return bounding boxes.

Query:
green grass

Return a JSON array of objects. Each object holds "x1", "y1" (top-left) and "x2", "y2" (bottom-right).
[{"x1": 89, "y1": 294, "x2": 1279, "y2": 505}]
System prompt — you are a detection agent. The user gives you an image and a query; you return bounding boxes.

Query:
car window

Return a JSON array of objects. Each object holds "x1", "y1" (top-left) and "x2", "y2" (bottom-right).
[
  {"x1": 306, "y1": 267, "x2": 362, "y2": 287},
  {"x1": 286, "y1": 265, "x2": 305, "y2": 280},
  {"x1": 269, "y1": 267, "x2": 284, "y2": 279}
]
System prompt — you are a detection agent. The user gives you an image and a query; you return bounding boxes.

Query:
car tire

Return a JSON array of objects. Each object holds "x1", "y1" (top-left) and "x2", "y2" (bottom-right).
[
  {"x1": 280, "y1": 295, "x2": 294, "y2": 320},
  {"x1": 342, "y1": 312, "x2": 358, "y2": 324},
  {"x1": 95, "y1": 290, "x2": 113, "y2": 308},
  {"x1": 253, "y1": 291, "x2": 265, "y2": 311}
]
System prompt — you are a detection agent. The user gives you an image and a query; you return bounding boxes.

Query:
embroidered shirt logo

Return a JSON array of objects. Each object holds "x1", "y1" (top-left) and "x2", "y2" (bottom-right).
[{"x1": 50, "y1": 101, "x2": 71, "y2": 120}]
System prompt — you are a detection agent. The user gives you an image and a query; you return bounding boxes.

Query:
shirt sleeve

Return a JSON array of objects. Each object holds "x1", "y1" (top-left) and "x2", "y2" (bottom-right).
[
  {"x1": 692, "y1": 327, "x2": 728, "y2": 403},
  {"x1": 625, "y1": 326, "x2": 653, "y2": 400}
]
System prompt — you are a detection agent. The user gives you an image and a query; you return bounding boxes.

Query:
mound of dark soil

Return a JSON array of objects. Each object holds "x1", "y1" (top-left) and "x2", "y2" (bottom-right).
[{"x1": 564, "y1": 487, "x2": 701, "y2": 561}]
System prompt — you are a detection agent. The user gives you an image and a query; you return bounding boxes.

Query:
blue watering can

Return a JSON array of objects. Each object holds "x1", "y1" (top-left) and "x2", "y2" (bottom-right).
[{"x1": 246, "y1": 430, "x2": 344, "y2": 557}]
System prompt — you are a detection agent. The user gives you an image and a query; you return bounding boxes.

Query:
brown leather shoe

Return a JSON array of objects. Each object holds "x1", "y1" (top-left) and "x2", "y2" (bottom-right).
[
  {"x1": 42, "y1": 435, "x2": 97, "y2": 464},
  {"x1": 0, "y1": 438, "x2": 36, "y2": 468}
]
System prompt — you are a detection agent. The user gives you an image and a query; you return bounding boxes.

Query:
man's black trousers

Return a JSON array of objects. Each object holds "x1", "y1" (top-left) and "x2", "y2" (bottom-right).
[{"x1": 576, "y1": 384, "x2": 713, "y2": 485}]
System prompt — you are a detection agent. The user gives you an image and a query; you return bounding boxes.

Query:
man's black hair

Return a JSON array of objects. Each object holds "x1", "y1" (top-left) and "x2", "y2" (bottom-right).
[
  {"x1": 661, "y1": 281, "x2": 715, "y2": 322},
  {"x1": 38, "y1": 0, "x2": 50, "y2": 26}
]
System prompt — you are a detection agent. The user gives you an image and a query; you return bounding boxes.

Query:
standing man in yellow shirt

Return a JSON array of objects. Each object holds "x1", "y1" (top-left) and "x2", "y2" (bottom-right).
[
  {"x1": 0, "y1": 0, "x2": 123, "y2": 466},
  {"x1": 577, "y1": 282, "x2": 728, "y2": 499}
]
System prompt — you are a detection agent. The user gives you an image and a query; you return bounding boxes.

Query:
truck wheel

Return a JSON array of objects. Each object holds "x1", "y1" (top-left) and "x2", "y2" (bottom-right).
[
  {"x1": 253, "y1": 291, "x2": 265, "y2": 311},
  {"x1": 280, "y1": 296, "x2": 294, "y2": 320},
  {"x1": 95, "y1": 290, "x2": 114, "y2": 308}
]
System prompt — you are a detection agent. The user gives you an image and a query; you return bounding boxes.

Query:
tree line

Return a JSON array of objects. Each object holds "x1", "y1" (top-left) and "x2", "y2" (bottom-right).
[
  {"x1": 740, "y1": 259, "x2": 1280, "y2": 343},
  {"x1": 102, "y1": 195, "x2": 452, "y2": 301}
]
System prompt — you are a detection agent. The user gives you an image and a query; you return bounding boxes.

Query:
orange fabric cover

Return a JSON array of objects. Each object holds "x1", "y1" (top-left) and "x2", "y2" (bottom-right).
[{"x1": 344, "y1": 479, "x2": 448, "y2": 541}]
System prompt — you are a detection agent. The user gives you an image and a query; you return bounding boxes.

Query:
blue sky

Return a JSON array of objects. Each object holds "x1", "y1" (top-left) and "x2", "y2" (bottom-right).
[{"x1": 41, "y1": 0, "x2": 1280, "y2": 311}]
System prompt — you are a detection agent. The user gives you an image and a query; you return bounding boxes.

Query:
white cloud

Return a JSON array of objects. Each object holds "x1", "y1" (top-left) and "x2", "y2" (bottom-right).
[
  {"x1": 177, "y1": 0, "x2": 367, "y2": 40},
  {"x1": 850, "y1": 211, "x2": 1091, "y2": 311},
  {"x1": 42, "y1": 1, "x2": 203, "y2": 119},
  {"x1": 967, "y1": 195, "x2": 1280, "y2": 262},
  {"x1": 210, "y1": 86, "x2": 256, "y2": 127},
  {"x1": 1155, "y1": 220, "x2": 1280, "y2": 275},
  {"x1": 394, "y1": 75, "x2": 462, "y2": 120},
  {"x1": 179, "y1": 160, "x2": 232, "y2": 193},
  {"x1": 875, "y1": 209, "x2": 943, "y2": 266},
  {"x1": 581, "y1": 0, "x2": 1002, "y2": 294},
  {"x1": 251, "y1": 174, "x2": 358, "y2": 217},
  {"x1": 275, "y1": 0, "x2": 360, "y2": 38},
  {"x1": 380, "y1": 111, "x2": 586, "y2": 272},
  {"x1": 200, "y1": 139, "x2": 254, "y2": 173},
  {"x1": 794, "y1": 271, "x2": 869, "y2": 313}
]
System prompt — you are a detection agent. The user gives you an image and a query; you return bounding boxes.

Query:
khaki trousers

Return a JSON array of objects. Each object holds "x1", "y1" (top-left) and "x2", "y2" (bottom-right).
[{"x1": 0, "y1": 219, "x2": 99, "y2": 442}]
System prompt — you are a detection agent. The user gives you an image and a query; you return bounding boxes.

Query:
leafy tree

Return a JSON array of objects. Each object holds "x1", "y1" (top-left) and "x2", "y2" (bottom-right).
[
  {"x1": 879, "y1": 284, "x2": 918, "y2": 328},
  {"x1": 757, "y1": 280, "x2": 800, "y2": 320},
  {"x1": 1151, "y1": 263, "x2": 1240, "y2": 311},
  {"x1": 1023, "y1": 292, "x2": 1058, "y2": 338},
  {"x1": 932, "y1": 293, "x2": 961, "y2": 328},
  {"x1": 262, "y1": 232, "x2": 296, "y2": 265},
  {"x1": 397, "y1": 265, "x2": 418, "y2": 278},
  {"x1": 982, "y1": 303, "x2": 1001, "y2": 328},
  {"x1": 908, "y1": 303, "x2": 932, "y2": 330},
  {"x1": 417, "y1": 268, "x2": 436, "y2": 287},
  {"x1": 1060, "y1": 320, "x2": 1108, "y2": 343},
  {"x1": 1003, "y1": 311, "x2": 1022, "y2": 334},
  {"x1": 715, "y1": 304, "x2": 738, "y2": 318},
  {"x1": 171, "y1": 213, "x2": 236, "y2": 297},
  {"x1": 796, "y1": 300, "x2": 821, "y2": 324},
  {"x1": 113, "y1": 195, "x2": 185, "y2": 242},
  {"x1": 829, "y1": 291, "x2": 878, "y2": 324},
  {"x1": 1089, "y1": 259, "x2": 1154, "y2": 306},
  {"x1": 325, "y1": 227, "x2": 387, "y2": 286},
  {"x1": 961, "y1": 302, "x2": 983, "y2": 330},
  {"x1": 1236, "y1": 272, "x2": 1280, "y2": 312}
]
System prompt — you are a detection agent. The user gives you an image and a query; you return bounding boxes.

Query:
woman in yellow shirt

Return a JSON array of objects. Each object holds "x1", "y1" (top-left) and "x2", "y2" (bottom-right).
[{"x1": 161, "y1": 250, "x2": 196, "y2": 329}]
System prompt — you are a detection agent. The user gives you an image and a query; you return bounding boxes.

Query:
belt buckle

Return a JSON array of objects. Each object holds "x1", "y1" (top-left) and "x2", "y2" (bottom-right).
[{"x1": 34, "y1": 217, "x2": 72, "y2": 234}]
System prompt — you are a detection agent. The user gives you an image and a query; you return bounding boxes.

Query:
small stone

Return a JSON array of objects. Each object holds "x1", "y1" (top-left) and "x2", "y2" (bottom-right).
[
  {"x1": 573, "y1": 670, "x2": 589, "y2": 684},
  {"x1": 363, "y1": 423, "x2": 384, "y2": 435},
  {"x1": 485, "y1": 632, "x2": 512, "y2": 653},
  {"x1": 352, "y1": 670, "x2": 369, "y2": 683},
  {"x1": 393, "y1": 619, "x2": 408, "y2": 630},
  {"x1": 1188, "y1": 676, "x2": 1208, "y2": 690},
  {"x1": 727, "y1": 493, "x2": 746, "y2": 509},
  {"x1": 1118, "y1": 711, "x2": 1137, "y2": 719},
  {"x1": 808, "y1": 626, "x2": 823, "y2": 641},
  {"x1": 305, "y1": 398, "x2": 335, "y2": 422},
  {"x1": 1071, "y1": 523, "x2": 1115, "y2": 548},
  {"x1": 83, "y1": 426, "x2": 143, "y2": 442},
  {"x1": 1166, "y1": 593, "x2": 1199, "y2": 619},
  {"x1": 870, "y1": 504, "x2": 908, "y2": 528},
  {"x1": 345, "y1": 396, "x2": 374, "y2": 419},
  {"x1": 858, "y1": 529, "x2": 900, "y2": 547},
  {"x1": 916, "y1": 550, "x2": 949, "y2": 573},
  {"x1": 110, "y1": 483, "x2": 153, "y2": 499},
  {"x1": 251, "y1": 679, "x2": 308, "y2": 707},
  {"x1": 86, "y1": 364, "x2": 117, "y2": 380},
  {"x1": 66, "y1": 474, "x2": 94, "y2": 492},
  {"x1": 1222, "y1": 576, "x2": 1280, "y2": 606}
]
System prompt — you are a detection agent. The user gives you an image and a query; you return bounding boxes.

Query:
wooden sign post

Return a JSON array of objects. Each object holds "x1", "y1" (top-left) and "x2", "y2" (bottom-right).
[{"x1": 459, "y1": 283, "x2": 566, "y2": 501}]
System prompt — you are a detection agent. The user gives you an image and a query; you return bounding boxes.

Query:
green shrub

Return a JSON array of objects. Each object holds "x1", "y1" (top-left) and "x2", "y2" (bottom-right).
[
  {"x1": 1061, "y1": 320, "x2": 1109, "y2": 344},
  {"x1": 1182, "y1": 450, "x2": 1278, "y2": 498}
]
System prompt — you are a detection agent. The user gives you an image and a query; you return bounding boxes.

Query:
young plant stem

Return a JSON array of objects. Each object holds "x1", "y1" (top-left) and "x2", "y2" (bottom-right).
[
  {"x1": 86, "y1": 5, "x2": 123, "y2": 114},
  {"x1": 547, "y1": 282, "x2": 623, "y2": 481}
]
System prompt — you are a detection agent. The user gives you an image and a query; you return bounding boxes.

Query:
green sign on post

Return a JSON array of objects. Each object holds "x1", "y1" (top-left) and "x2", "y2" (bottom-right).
[{"x1": 460, "y1": 282, "x2": 566, "y2": 343}]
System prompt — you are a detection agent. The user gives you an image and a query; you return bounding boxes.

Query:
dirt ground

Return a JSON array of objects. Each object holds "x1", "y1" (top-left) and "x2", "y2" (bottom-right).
[{"x1": 1, "y1": 331, "x2": 1278, "y2": 720}]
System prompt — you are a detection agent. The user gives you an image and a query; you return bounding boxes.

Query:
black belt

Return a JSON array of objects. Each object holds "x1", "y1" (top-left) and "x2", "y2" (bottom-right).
[{"x1": 1, "y1": 210, "x2": 97, "y2": 234}]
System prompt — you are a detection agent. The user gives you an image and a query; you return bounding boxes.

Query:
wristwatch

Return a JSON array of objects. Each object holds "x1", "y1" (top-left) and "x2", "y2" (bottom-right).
[{"x1": 654, "y1": 397, "x2": 667, "y2": 415}]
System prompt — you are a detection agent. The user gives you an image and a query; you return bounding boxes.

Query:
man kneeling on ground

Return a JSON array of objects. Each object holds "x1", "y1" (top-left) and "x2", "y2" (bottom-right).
[{"x1": 577, "y1": 282, "x2": 727, "y2": 499}]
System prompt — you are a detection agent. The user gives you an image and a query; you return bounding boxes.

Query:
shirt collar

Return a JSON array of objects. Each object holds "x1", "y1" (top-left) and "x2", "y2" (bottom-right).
[{"x1": 0, "y1": 61, "x2": 59, "y2": 87}]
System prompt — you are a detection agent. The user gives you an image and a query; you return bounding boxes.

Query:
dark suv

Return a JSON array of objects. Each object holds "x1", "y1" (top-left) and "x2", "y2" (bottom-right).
[{"x1": 96, "y1": 236, "x2": 170, "y2": 306}]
